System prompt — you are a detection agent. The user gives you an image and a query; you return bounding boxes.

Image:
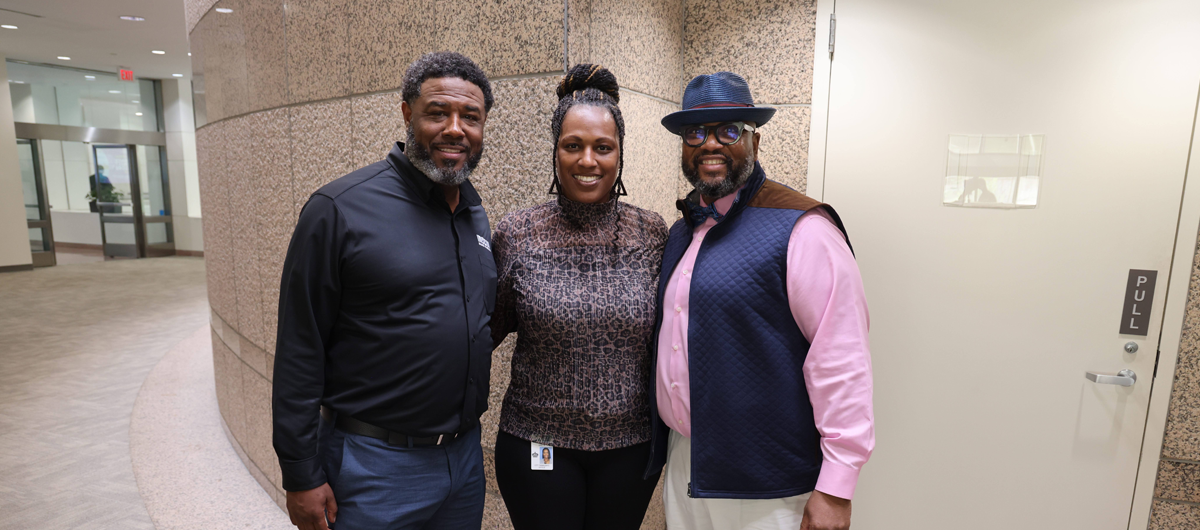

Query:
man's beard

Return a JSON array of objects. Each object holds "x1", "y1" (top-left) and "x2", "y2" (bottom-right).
[
  {"x1": 405, "y1": 126, "x2": 483, "y2": 186},
  {"x1": 682, "y1": 151, "x2": 755, "y2": 199}
]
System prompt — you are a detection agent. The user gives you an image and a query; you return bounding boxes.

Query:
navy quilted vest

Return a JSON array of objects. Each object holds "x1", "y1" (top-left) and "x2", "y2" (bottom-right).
[{"x1": 644, "y1": 163, "x2": 851, "y2": 499}]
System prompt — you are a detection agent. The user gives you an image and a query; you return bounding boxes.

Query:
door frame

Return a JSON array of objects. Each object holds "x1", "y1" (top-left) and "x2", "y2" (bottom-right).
[
  {"x1": 805, "y1": 1, "x2": 1200, "y2": 528},
  {"x1": 92, "y1": 143, "x2": 144, "y2": 258},
  {"x1": 19, "y1": 138, "x2": 56, "y2": 267}
]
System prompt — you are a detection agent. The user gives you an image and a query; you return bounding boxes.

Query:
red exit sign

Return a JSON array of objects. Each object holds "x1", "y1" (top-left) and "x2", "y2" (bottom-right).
[{"x1": 119, "y1": 68, "x2": 134, "y2": 81}]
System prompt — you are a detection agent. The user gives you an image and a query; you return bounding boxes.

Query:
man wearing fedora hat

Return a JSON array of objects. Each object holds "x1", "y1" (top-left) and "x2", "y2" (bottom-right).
[{"x1": 644, "y1": 72, "x2": 875, "y2": 530}]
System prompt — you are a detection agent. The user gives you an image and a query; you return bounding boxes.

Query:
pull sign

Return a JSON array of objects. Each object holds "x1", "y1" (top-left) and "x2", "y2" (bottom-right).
[{"x1": 1119, "y1": 269, "x2": 1157, "y2": 335}]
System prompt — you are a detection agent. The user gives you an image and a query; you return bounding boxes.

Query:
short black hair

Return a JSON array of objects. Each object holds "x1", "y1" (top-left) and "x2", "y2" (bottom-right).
[{"x1": 402, "y1": 52, "x2": 494, "y2": 112}]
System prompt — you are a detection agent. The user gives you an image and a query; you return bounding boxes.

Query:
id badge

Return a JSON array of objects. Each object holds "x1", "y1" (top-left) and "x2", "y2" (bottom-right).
[{"x1": 530, "y1": 441, "x2": 553, "y2": 471}]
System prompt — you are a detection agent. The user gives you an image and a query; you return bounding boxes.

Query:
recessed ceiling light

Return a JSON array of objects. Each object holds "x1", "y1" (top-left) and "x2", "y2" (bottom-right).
[
  {"x1": 120, "y1": 16, "x2": 145, "y2": 21},
  {"x1": 84, "y1": 75, "x2": 95, "y2": 80},
  {"x1": 1, "y1": 25, "x2": 17, "y2": 30},
  {"x1": 131, "y1": 100, "x2": 139, "y2": 103},
  {"x1": 172, "y1": 73, "x2": 184, "y2": 77},
  {"x1": 188, "y1": 52, "x2": 192, "y2": 56},
  {"x1": 109, "y1": 90, "x2": 121, "y2": 94},
  {"x1": 57, "y1": 56, "x2": 70, "y2": 61},
  {"x1": 12, "y1": 80, "x2": 24, "y2": 84},
  {"x1": 215, "y1": 7, "x2": 233, "y2": 13},
  {"x1": 135, "y1": 112, "x2": 143, "y2": 116},
  {"x1": 152, "y1": 50, "x2": 165, "y2": 55}
]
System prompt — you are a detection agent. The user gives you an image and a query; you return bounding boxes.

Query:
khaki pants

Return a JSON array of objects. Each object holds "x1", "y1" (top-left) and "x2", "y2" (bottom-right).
[{"x1": 665, "y1": 430, "x2": 812, "y2": 530}]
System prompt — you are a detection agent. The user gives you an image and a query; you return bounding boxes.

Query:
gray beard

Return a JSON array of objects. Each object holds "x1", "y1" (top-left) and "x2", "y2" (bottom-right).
[
  {"x1": 405, "y1": 126, "x2": 483, "y2": 187},
  {"x1": 683, "y1": 152, "x2": 756, "y2": 199}
]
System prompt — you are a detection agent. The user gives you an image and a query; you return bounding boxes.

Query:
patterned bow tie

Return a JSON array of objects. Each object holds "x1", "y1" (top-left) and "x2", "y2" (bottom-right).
[{"x1": 689, "y1": 202, "x2": 724, "y2": 225}]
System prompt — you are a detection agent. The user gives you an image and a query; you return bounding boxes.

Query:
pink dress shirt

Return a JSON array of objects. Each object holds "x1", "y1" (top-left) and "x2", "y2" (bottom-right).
[{"x1": 655, "y1": 188, "x2": 875, "y2": 500}]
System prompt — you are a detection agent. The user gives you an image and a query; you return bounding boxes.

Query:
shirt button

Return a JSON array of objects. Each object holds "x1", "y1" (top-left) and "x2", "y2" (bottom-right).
[
  {"x1": 671, "y1": 383, "x2": 678, "y2": 389},
  {"x1": 675, "y1": 306, "x2": 682, "y2": 313},
  {"x1": 469, "y1": 378, "x2": 475, "y2": 384},
  {"x1": 672, "y1": 344, "x2": 679, "y2": 351},
  {"x1": 683, "y1": 269, "x2": 690, "y2": 275},
  {"x1": 678, "y1": 420, "x2": 683, "y2": 424},
  {"x1": 466, "y1": 296, "x2": 471, "y2": 302}
]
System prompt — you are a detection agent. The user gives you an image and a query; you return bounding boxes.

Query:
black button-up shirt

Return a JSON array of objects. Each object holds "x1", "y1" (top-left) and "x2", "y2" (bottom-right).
[{"x1": 272, "y1": 143, "x2": 496, "y2": 491}]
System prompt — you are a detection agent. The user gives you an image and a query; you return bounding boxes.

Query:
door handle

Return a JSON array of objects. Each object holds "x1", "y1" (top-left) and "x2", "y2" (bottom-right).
[{"x1": 1085, "y1": 369, "x2": 1137, "y2": 387}]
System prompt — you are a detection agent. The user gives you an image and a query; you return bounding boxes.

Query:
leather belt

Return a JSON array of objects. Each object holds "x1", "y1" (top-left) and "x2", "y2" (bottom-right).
[{"x1": 321, "y1": 406, "x2": 459, "y2": 448}]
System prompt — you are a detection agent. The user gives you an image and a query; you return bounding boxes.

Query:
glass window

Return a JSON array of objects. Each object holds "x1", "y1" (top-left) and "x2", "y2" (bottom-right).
[{"x1": 7, "y1": 61, "x2": 160, "y2": 132}]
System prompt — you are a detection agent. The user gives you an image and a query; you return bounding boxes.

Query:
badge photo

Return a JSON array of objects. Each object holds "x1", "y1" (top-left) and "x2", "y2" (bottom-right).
[{"x1": 530, "y1": 442, "x2": 553, "y2": 471}]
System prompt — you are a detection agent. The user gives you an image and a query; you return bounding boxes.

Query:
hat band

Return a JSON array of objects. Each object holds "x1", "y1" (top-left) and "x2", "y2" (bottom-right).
[{"x1": 688, "y1": 102, "x2": 754, "y2": 109}]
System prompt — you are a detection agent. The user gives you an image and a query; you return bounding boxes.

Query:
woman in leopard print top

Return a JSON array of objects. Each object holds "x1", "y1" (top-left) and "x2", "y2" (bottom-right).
[{"x1": 491, "y1": 65, "x2": 668, "y2": 529}]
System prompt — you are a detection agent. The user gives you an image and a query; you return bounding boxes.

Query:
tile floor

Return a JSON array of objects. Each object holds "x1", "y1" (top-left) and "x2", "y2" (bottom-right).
[{"x1": 0, "y1": 258, "x2": 213, "y2": 528}]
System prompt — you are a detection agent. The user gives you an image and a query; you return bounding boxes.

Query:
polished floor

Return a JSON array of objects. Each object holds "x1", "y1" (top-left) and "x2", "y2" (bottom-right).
[{"x1": 0, "y1": 257, "x2": 288, "y2": 529}]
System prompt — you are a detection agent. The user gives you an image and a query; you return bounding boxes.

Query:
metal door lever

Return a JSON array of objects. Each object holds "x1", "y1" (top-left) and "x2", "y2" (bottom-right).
[{"x1": 1085, "y1": 369, "x2": 1137, "y2": 386}]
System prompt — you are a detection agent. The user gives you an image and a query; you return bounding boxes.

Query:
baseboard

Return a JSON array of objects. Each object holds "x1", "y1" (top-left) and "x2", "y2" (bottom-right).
[
  {"x1": 54, "y1": 242, "x2": 102, "y2": 251},
  {"x1": 0, "y1": 264, "x2": 34, "y2": 273}
]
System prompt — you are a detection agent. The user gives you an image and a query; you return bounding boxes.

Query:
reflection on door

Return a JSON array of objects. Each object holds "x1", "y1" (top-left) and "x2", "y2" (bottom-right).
[
  {"x1": 90, "y1": 144, "x2": 174, "y2": 258},
  {"x1": 18, "y1": 138, "x2": 54, "y2": 267}
]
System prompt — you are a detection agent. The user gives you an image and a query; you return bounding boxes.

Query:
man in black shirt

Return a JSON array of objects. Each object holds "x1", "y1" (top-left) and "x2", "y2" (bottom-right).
[{"x1": 272, "y1": 52, "x2": 497, "y2": 530}]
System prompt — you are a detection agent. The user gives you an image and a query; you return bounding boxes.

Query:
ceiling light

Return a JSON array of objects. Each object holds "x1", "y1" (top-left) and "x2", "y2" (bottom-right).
[
  {"x1": 109, "y1": 90, "x2": 121, "y2": 94},
  {"x1": 135, "y1": 112, "x2": 143, "y2": 116},
  {"x1": 131, "y1": 100, "x2": 139, "y2": 103},
  {"x1": 12, "y1": 80, "x2": 24, "y2": 84},
  {"x1": 120, "y1": 16, "x2": 145, "y2": 21},
  {"x1": 172, "y1": 73, "x2": 184, "y2": 77},
  {"x1": 188, "y1": 52, "x2": 192, "y2": 56},
  {"x1": 152, "y1": 50, "x2": 165, "y2": 55},
  {"x1": 84, "y1": 75, "x2": 95, "y2": 80},
  {"x1": 215, "y1": 7, "x2": 233, "y2": 13},
  {"x1": 1, "y1": 25, "x2": 17, "y2": 30},
  {"x1": 57, "y1": 56, "x2": 70, "y2": 61}
]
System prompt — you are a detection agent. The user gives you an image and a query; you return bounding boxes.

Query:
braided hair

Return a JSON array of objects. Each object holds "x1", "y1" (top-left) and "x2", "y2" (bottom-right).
[
  {"x1": 551, "y1": 64, "x2": 628, "y2": 247},
  {"x1": 551, "y1": 64, "x2": 627, "y2": 198}
]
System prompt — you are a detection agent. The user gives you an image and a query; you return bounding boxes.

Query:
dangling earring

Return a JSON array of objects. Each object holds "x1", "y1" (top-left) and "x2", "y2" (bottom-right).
[
  {"x1": 612, "y1": 177, "x2": 627, "y2": 197},
  {"x1": 612, "y1": 169, "x2": 627, "y2": 197},
  {"x1": 548, "y1": 175, "x2": 561, "y2": 195}
]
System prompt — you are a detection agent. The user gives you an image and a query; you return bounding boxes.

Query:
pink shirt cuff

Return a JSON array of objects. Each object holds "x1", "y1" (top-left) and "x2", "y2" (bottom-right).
[{"x1": 815, "y1": 457, "x2": 861, "y2": 500}]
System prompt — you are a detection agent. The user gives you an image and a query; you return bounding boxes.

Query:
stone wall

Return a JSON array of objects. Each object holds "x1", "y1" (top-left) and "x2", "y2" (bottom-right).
[
  {"x1": 1152, "y1": 237, "x2": 1200, "y2": 527},
  {"x1": 188, "y1": 0, "x2": 820, "y2": 528}
]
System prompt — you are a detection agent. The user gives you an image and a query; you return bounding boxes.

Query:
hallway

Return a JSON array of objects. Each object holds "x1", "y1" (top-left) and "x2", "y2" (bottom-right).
[{"x1": 0, "y1": 258, "x2": 287, "y2": 528}]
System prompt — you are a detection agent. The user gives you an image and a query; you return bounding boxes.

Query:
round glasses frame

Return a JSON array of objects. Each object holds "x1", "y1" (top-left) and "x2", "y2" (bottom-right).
[{"x1": 681, "y1": 121, "x2": 757, "y2": 147}]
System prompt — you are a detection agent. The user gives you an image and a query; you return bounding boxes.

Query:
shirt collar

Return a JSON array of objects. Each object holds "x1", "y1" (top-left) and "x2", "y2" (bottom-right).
[
  {"x1": 386, "y1": 141, "x2": 483, "y2": 209},
  {"x1": 698, "y1": 185, "x2": 744, "y2": 216}
]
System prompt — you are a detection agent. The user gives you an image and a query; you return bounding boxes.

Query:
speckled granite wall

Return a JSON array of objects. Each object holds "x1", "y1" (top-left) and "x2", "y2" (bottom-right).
[
  {"x1": 191, "y1": 1, "x2": 821, "y2": 528},
  {"x1": 683, "y1": 0, "x2": 818, "y2": 196},
  {"x1": 1151, "y1": 234, "x2": 1200, "y2": 528}
]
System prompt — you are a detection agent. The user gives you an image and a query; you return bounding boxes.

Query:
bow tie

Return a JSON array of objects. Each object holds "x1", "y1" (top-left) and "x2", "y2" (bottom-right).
[{"x1": 689, "y1": 202, "x2": 724, "y2": 225}]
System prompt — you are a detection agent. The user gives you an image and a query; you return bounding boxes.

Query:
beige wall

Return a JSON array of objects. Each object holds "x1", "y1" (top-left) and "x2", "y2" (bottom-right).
[
  {"x1": 0, "y1": 55, "x2": 34, "y2": 270},
  {"x1": 189, "y1": 0, "x2": 819, "y2": 527}
]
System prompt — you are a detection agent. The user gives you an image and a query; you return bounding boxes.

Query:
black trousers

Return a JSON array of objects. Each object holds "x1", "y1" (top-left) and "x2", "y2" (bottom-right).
[{"x1": 495, "y1": 431, "x2": 662, "y2": 530}]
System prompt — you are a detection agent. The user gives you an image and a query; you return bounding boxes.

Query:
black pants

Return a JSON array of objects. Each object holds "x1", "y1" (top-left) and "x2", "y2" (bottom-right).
[{"x1": 495, "y1": 431, "x2": 661, "y2": 530}]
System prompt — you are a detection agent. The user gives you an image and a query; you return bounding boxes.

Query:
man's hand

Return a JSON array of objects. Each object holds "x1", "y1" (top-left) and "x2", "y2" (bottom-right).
[
  {"x1": 286, "y1": 483, "x2": 337, "y2": 530},
  {"x1": 801, "y1": 489, "x2": 852, "y2": 530}
]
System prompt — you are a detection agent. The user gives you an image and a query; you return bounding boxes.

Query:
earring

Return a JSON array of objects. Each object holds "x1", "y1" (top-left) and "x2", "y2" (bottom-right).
[
  {"x1": 548, "y1": 175, "x2": 561, "y2": 195},
  {"x1": 612, "y1": 175, "x2": 627, "y2": 197}
]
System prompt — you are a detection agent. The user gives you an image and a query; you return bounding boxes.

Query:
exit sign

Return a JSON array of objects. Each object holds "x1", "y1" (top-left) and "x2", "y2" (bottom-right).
[{"x1": 119, "y1": 68, "x2": 134, "y2": 81}]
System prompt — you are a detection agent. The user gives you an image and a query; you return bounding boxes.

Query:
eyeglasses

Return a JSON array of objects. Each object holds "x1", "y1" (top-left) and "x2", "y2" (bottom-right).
[{"x1": 681, "y1": 122, "x2": 756, "y2": 147}]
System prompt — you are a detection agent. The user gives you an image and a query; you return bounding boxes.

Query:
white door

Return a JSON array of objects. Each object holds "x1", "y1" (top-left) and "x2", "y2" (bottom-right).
[{"x1": 818, "y1": 1, "x2": 1200, "y2": 528}]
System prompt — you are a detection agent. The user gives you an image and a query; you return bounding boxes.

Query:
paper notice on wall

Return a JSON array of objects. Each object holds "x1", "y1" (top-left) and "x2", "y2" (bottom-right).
[{"x1": 943, "y1": 134, "x2": 1043, "y2": 209}]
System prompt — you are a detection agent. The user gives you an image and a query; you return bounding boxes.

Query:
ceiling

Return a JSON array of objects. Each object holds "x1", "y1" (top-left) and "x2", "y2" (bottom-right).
[{"x1": 0, "y1": 0, "x2": 192, "y2": 81}]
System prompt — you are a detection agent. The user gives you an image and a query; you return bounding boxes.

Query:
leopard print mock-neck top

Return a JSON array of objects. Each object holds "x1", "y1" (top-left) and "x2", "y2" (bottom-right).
[{"x1": 491, "y1": 194, "x2": 669, "y2": 451}]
